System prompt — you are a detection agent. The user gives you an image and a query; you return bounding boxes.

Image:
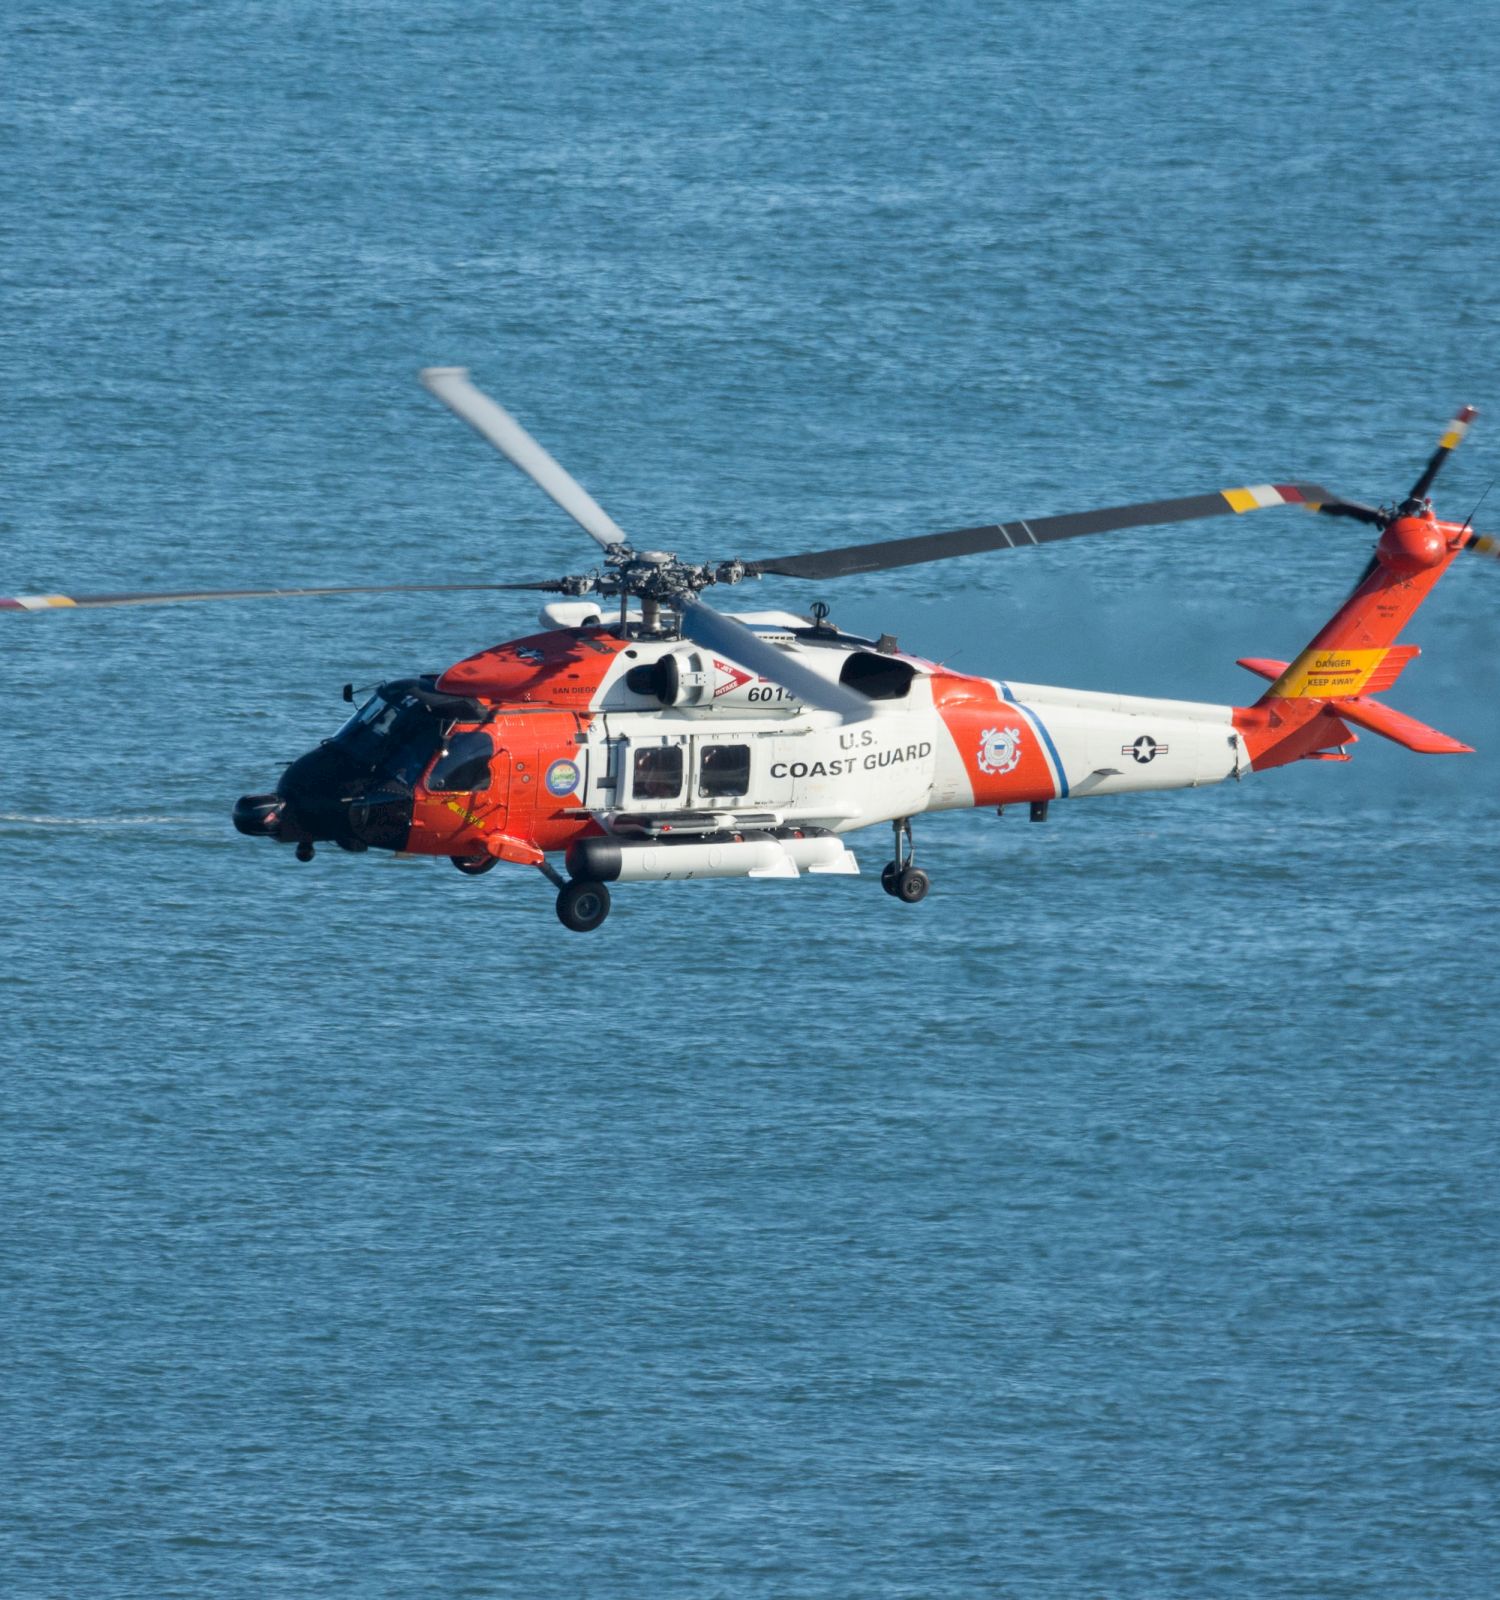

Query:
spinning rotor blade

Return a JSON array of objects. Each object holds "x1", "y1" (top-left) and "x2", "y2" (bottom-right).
[
  {"x1": 419, "y1": 367, "x2": 633, "y2": 553},
  {"x1": 678, "y1": 595, "x2": 872, "y2": 721},
  {"x1": 748, "y1": 481, "x2": 1379, "y2": 581},
  {"x1": 1, "y1": 581, "x2": 560, "y2": 612},
  {"x1": 1407, "y1": 405, "x2": 1478, "y2": 505}
]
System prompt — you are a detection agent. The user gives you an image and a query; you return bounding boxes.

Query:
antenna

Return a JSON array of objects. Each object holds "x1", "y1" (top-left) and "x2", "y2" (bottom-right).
[{"x1": 1459, "y1": 479, "x2": 1495, "y2": 537}]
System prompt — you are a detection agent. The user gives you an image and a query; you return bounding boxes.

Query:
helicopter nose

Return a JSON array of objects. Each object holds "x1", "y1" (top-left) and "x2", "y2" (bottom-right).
[
  {"x1": 273, "y1": 745, "x2": 415, "y2": 851},
  {"x1": 275, "y1": 746, "x2": 361, "y2": 843}
]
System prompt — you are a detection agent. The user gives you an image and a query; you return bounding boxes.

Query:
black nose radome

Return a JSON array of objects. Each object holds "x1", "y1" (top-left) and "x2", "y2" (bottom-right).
[
  {"x1": 271, "y1": 744, "x2": 415, "y2": 851},
  {"x1": 275, "y1": 745, "x2": 365, "y2": 844},
  {"x1": 233, "y1": 792, "x2": 284, "y2": 838}
]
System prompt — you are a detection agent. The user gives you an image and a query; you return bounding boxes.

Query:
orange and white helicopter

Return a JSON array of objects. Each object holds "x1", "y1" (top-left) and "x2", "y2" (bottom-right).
[{"x1": 5, "y1": 372, "x2": 1489, "y2": 930}]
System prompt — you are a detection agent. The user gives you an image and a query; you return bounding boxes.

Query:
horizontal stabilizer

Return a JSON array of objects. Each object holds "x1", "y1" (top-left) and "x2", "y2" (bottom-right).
[
  {"x1": 1331, "y1": 697, "x2": 1473, "y2": 754},
  {"x1": 1237, "y1": 656, "x2": 1288, "y2": 682}
]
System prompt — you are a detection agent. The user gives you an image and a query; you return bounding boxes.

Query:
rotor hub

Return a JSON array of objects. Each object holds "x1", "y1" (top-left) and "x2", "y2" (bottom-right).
[
  {"x1": 558, "y1": 546, "x2": 754, "y2": 606},
  {"x1": 1377, "y1": 514, "x2": 1449, "y2": 573}
]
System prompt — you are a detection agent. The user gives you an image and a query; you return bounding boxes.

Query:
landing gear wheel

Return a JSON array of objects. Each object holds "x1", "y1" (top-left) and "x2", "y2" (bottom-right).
[
  {"x1": 556, "y1": 878, "x2": 611, "y2": 932},
  {"x1": 884, "y1": 817, "x2": 924, "y2": 900},
  {"x1": 450, "y1": 852, "x2": 497, "y2": 876},
  {"x1": 893, "y1": 865, "x2": 930, "y2": 903}
]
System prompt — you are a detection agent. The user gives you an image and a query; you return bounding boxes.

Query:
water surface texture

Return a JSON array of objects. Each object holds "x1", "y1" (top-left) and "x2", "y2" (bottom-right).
[{"x1": 5, "y1": 2, "x2": 1499, "y2": 1595}]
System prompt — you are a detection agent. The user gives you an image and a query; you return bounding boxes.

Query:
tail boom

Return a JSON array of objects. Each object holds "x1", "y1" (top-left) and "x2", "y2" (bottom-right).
[{"x1": 1233, "y1": 513, "x2": 1474, "y2": 769}]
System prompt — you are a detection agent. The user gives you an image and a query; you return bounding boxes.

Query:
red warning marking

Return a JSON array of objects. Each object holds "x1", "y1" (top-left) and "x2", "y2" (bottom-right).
[{"x1": 713, "y1": 658, "x2": 753, "y2": 697}]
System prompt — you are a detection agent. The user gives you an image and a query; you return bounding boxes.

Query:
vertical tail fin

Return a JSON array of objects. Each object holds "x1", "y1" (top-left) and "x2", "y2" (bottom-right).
[{"x1": 1235, "y1": 510, "x2": 1471, "y2": 768}]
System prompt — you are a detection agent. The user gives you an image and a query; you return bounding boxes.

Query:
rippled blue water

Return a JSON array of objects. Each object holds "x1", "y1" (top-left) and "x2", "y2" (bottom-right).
[{"x1": 6, "y1": 3, "x2": 1499, "y2": 1595}]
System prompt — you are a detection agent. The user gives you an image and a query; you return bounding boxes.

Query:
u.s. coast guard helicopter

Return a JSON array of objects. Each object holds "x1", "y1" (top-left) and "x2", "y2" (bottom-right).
[{"x1": 5, "y1": 373, "x2": 1488, "y2": 930}]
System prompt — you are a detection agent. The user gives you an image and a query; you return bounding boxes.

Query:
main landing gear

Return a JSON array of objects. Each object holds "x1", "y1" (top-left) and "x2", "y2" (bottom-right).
[
  {"x1": 555, "y1": 877, "x2": 611, "y2": 933},
  {"x1": 534, "y1": 859, "x2": 611, "y2": 932},
  {"x1": 880, "y1": 817, "x2": 929, "y2": 904}
]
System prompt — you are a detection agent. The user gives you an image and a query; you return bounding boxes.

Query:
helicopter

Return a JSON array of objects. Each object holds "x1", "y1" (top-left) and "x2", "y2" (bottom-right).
[{"x1": 5, "y1": 373, "x2": 1489, "y2": 931}]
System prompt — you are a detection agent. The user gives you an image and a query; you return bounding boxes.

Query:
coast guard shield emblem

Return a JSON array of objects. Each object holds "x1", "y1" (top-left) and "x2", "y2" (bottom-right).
[{"x1": 977, "y1": 726, "x2": 1023, "y2": 776}]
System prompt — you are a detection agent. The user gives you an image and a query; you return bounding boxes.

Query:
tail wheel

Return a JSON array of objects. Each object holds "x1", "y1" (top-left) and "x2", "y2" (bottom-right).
[
  {"x1": 557, "y1": 878, "x2": 611, "y2": 932},
  {"x1": 451, "y1": 852, "x2": 498, "y2": 876},
  {"x1": 880, "y1": 861, "x2": 901, "y2": 897}
]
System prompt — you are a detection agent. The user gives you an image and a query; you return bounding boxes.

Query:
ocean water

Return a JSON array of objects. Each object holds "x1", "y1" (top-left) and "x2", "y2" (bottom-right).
[{"x1": 5, "y1": 2, "x2": 1499, "y2": 1595}]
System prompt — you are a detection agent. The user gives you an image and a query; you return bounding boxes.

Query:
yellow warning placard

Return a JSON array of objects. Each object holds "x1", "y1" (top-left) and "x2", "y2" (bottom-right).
[{"x1": 1269, "y1": 648, "x2": 1390, "y2": 698}]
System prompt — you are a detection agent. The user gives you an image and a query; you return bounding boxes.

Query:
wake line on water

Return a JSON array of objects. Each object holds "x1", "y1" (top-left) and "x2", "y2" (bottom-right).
[{"x1": 0, "y1": 813, "x2": 209, "y2": 828}]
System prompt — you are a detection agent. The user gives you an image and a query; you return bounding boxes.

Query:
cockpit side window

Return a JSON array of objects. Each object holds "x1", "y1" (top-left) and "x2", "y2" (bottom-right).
[
  {"x1": 389, "y1": 718, "x2": 444, "y2": 787},
  {"x1": 427, "y1": 730, "x2": 493, "y2": 793},
  {"x1": 632, "y1": 744, "x2": 683, "y2": 802}
]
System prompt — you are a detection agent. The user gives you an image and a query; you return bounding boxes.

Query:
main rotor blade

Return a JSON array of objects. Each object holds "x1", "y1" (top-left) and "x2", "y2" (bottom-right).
[
  {"x1": 1407, "y1": 404, "x2": 1478, "y2": 506},
  {"x1": 678, "y1": 596, "x2": 872, "y2": 721},
  {"x1": 419, "y1": 367, "x2": 632, "y2": 554},
  {"x1": 1, "y1": 581, "x2": 560, "y2": 612},
  {"x1": 747, "y1": 481, "x2": 1379, "y2": 581}
]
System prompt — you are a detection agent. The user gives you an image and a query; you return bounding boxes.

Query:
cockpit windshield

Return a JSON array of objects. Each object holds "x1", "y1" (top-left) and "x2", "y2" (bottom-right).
[
  {"x1": 332, "y1": 685, "x2": 444, "y2": 785},
  {"x1": 336, "y1": 693, "x2": 403, "y2": 745}
]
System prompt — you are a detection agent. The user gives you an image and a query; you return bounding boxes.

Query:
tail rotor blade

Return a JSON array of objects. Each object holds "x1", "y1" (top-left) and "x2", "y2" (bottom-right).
[
  {"x1": 678, "y1": 596, "x2": 872, "y2": 721},
  {"x1": 419, "y1": 367, "x2": 632, "y2": 554},
  {"x1": 1407, "y1": 405, "x2": 1478, "y2": 506}
]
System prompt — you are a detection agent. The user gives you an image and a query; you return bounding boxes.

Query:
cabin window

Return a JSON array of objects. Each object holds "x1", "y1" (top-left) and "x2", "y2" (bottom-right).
[
  {"x1": 632, "y1": 744, "x2": 683, "y2": 801},
  {"x1": 699, "y1": 743, "x2": 750, "y2": 798},
  {"x1": 427, "y1": 730, "x2": 493, "y2": 792}
]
